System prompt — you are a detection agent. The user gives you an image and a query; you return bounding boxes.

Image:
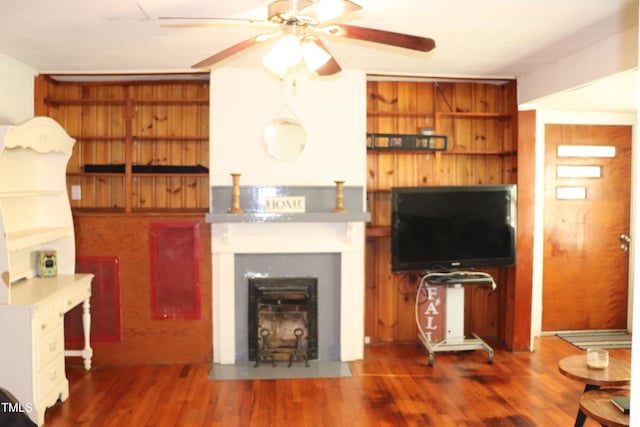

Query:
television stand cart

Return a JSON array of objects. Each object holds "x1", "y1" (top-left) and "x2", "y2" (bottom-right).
[{"x1": 415, "y1": 271, "x2": 496, "y2": 366}]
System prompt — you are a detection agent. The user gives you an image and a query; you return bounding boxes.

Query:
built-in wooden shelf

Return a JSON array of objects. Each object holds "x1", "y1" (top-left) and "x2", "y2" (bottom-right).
[
  {"x1": 366, "y1": 225, "x2": 390, "y2": 238},
  {"x1": 368, "y1": 111, "x2": 434, "y2": 117},
  {"x1": 436, "y1": 111, "x2": 511, "y2": 119},
  {"x1": 45, "y1": 98, "x2": 209, "y2": 106}
]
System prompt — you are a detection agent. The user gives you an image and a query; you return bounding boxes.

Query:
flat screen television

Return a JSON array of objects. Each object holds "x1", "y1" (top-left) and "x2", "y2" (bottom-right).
[{"x1": 391, "y1": 185, "x2": 517, "y2": 272}]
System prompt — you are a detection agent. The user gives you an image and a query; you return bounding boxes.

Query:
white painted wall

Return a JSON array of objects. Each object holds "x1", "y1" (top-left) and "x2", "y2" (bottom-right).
[
  {"x1": 518, "y1": 25, "x2": 638, "y2": 105},
  {"x1": 0, "y1": 53, "x2": 36, "y2": 124},
  {"x1": 209, "y1": 68, "x2": 366, "y2": 187}
]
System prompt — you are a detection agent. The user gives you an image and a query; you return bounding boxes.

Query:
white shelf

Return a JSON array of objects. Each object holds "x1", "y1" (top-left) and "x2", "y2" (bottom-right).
[
  {"x1": 0, "y1": 190, "x2": 64, "y2": 198},
  {"x1": 0, "y1": 117, "x2": 77, "y2": 300},
  {"x1": 6, "y1": 227, "x2": 71, "y2": 252}
]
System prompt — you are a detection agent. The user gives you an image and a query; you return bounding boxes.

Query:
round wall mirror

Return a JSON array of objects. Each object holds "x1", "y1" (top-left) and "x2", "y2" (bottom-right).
[{"x1": 264, "y1": 117, "x2": 307, "y2": 161}]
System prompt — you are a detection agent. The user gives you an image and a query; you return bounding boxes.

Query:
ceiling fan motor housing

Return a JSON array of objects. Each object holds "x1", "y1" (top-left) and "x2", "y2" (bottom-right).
[{"x1": 268, "y1": 0, "x2": 316, "y2": 25}]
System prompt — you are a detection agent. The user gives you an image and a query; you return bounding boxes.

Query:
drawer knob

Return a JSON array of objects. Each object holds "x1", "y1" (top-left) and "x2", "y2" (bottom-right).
[
  {"x1": 49, "y1": 340, "x2": 57, "y2": 352},
  {"x1": 50, "y1": 371, "x2": 57, "y2": 382}
]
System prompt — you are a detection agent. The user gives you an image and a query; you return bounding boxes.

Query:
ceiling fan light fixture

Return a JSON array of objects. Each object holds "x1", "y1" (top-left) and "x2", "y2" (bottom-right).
[
  {"x1": 301, "y1": 39, "x2": 332, "y2": 72},
  {"x1": 262, "y1": 33, "x2": 302, "y2": 75},
  {"x1": 299, "y1": 0, "x2": 362, "y2": 23},
  {"x1": 268, "y1": 0, "x2": 314, "y2": 23}
]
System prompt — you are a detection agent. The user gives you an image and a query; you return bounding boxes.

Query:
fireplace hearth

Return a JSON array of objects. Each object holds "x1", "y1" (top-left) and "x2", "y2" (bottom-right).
[{"x1": 248, "y1": 277, "x2": 318, "y2": 366}]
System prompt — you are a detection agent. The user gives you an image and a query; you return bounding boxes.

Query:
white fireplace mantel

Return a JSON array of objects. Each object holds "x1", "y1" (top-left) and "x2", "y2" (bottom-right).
[
  {"x1": 207, "y1": 185, "x2": 370, "y2": 365},
  {"x1": 211, "y1": 221, "x2": 367, "y2": 364}
]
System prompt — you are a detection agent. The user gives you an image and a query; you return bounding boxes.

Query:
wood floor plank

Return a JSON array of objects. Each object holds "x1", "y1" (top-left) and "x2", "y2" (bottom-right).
[{"x1": 42, "y1": 337, "x2": 629, "y2": 426}]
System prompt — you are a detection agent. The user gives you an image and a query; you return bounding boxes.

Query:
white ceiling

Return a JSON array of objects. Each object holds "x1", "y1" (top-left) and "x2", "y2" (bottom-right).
[{"x1": 0, "y1": 0, "x2": 637, "y2": 111}]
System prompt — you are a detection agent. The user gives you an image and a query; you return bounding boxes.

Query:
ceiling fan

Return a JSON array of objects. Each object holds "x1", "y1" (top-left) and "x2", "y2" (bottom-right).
[{"x1": 160, "y1": 0, "x2": 436, "y2": 76}]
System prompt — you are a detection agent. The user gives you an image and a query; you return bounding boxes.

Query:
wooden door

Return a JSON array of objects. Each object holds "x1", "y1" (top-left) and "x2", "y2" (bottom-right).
[{"x1": 542, "y1": 124, "x2": 631, "y2": 331}]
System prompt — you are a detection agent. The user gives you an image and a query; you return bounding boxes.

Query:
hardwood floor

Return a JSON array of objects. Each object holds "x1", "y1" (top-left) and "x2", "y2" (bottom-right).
[{"x1": 44, "y1": 336, "x2": 630, "y2": 426}]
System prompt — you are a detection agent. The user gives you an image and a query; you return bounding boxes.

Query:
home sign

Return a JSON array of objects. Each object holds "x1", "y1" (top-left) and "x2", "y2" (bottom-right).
[{"x1": 265, "y1": 195, "x2": 306, "y2": 213}]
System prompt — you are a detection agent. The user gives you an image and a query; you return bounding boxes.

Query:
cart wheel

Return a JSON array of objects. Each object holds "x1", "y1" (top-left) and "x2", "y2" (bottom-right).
[
  {"x1": 487, "y1": 356, "x2": 494, "y2": 364},
  {"x1": 428, "y1": 353, "x2": 434, "y2": 367}
]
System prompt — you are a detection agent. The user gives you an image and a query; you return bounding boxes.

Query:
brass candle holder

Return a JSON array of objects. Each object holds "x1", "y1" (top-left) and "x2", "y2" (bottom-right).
[
  {"x1": 228, "y1": 173, "x2": 245, "y2": 214},
  {"x1": 332, "y1": 180, "x2": 347, "y2": 213}
]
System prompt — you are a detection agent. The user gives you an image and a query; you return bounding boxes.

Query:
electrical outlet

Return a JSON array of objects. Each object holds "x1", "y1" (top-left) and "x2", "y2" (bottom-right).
[
  {"x1": 364, "y1": 336, "x2": 371, "y2": 344},
  {"x1": 71, "y1": 185, "x2": 82, "y2": 200}
]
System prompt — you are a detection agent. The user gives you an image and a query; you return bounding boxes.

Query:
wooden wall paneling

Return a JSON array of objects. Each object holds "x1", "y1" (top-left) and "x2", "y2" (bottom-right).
[
  {"x1": 506, "y1": 109, "x2": 534, "y2": 350},
  {"x1": 394, "y1": 273, "x2": 420, "y2": 341},
  {"x1": 414, "y1": 152, "x2": 435, "y2": 186},
  {"x1": 487, "y1": 156, "x2": 507, "y2": 185},
  {"x1": 375, "y1": 237, "x2": 396, "y2": 342},
  {"x1": 367, "y1": 116, "x2": 378, "y2": 134},
  {"x1": 72, "y1": 213, "x2": 212, "y2": 364},
  {"x1": 368, "y1": 81, "x2": 399, "y2": 114},
  {"x1": 124, "y1": 99, "x2": 134, "y2": 212},
  {"x1": 452, "y1": 83, "x2": 472, "y2": 112},
  {"x1": 466, "y1": 153, "x2": 485, "y2": 183},
  {"x1": 33, "y1": 75, "x2": 47, "y2": 116},
  {"x1": 436, "y1": 114, "x2": 454, "y2": 147},
  {"x1": 473, "y1": 117, "x2": 489, "y2": 152},
  {"x1": 465, "y1": 283, "x2": 499, "y2": 339},
  {"x1": 364, "y1": 78, "x2": 520, "y2": 348},
  {"x1": 466, "y1": 154, "x2": 482, "y2": 184},
  {"x1": 108, "y1": 176, "x2": 125, "y2": 209},
  {"x1": 416, "y1": 82, "x2": 435, "y2": 129},
  {"x1": 488, "y1": 118, "x2": 505, "y2": 151},
  {"x1": 472, "y1": 83, "x2": 488, "y2": 111},
  {"x1": 432, "y1": 152, "x2": 443, "y2": 185},
  {"x1": 453, "y1": 117, "x2": 474, "y2": 151},
  {"x1": 364, "y1": 238, "x2": 377, "y2": 342},
  {"x1": 375, "y1": 152, "x2": 396, "y2": 191},
  {"x1": 438, "y1": 154, "x2": 462, "y2": 185},
  {"x1": 394, "y1": 154, "x2": 418, "y2": 187},
  {"x1": 452, "y1": 154, "x2": 470, "y2": 183},
  {"x1": 503, "y1": 155, "x2": 518, "y2": 184},
  {"x1": 396, "y1": 82, "x2": 416, "y2": 113},
  {"x1": 367, "y1": 153, "x2": 378, "y2": 189},
  {"x1": 132, "y1": 176, "x2": 151, "y2": 209},
  {"x1": 367, "y1": 192, "x2": 390, "y2": 226},
  {"x1": 167, "y1": 176, "x2": 185, "y2": 208},
  {"x1": 434, "y1": 82, "x2": 454, "y2": 112}
]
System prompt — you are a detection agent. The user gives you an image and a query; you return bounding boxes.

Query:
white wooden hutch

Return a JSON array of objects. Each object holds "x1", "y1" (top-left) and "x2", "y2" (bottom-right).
[{"x1": 0, "y1": 117, "x2": 93, "y2": 426}]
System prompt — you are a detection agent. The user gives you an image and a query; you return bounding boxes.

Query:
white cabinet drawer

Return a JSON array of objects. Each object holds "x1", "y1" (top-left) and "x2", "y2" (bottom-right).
[
  {"x1": 37, "y1": 354, "x2": 65, "y2": 402},
  {"x1": 63, "y1": 285, "x2": 90, "y2": 313},
  {"x1": 35, "y1": 305, "x2": 63, "y2": 336},
  {"x1": 38, "y1": 324, "x2": 64, "y2": 369}
]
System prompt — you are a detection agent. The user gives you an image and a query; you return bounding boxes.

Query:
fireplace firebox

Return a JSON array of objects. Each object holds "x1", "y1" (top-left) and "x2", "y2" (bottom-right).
[{"x1": 248, "y1": 277, "x2": 318, "y2": 366}]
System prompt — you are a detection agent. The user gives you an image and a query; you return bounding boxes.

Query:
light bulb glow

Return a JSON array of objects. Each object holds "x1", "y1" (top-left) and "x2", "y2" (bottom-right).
[
  {"x1": 262, "y1": 34, "x2": 302, "y2": 75},
  {"x1": 301, "y1": 39, "x2": 332, "y2": 72}
]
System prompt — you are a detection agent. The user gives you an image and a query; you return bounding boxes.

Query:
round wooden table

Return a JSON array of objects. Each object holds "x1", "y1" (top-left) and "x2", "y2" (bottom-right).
[
  {"x1": 580, "y1": 389, "x2": 630, "y2": 427},
  {"x1": 559, "y1": 355, "x2": 631, "y2": 427}
]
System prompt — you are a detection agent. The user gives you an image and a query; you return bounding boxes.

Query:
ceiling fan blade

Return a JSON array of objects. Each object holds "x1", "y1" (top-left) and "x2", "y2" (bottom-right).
[
  {"x1": 158, "y1": 17, "x2": 275, "y2": 28},
  {"x1": 312, "y1": 38, "x2": 342, "y2": 76},
  {"x1": 192, "y1": 34, "x2": 272, "y2": 69},
  {"x1": 298, "y1": 0, "x2": 362, "y2": 23},
  {"x1": 333, "y1": 24, "x2": 435, "y2": 52}
]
